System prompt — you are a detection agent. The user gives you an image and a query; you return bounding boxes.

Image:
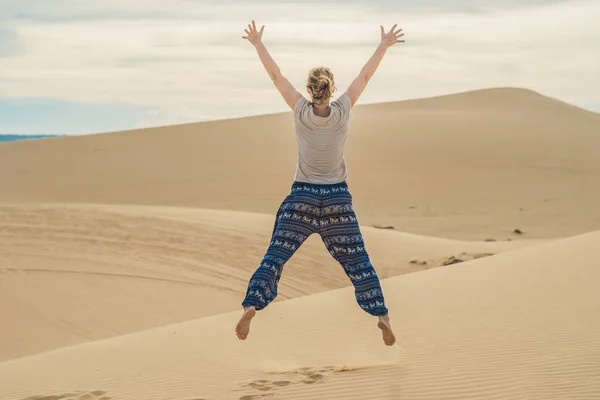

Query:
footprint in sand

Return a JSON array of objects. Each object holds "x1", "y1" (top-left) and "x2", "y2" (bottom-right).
[
  {"x1": 238, "y1": 395, "x2": 274, "y2": 400},
  {"x1": 238, "y1": 365, "x2": 336, "y2": 398},
  {"x1": 23, "y1": 390, "x2": 110, "y2": 400},
  {"x1": 301, "y1": 366, "x2": 337, "y2": 384},
  {"x1": 301, "y1": 372, "x2": 326, "y2": 384},
  {"x1": 244, "y1": 379, "x2": 293, "y2": 392},
  {"x1": 161, "y1": 398, "x2": 206, "y2": 400}
]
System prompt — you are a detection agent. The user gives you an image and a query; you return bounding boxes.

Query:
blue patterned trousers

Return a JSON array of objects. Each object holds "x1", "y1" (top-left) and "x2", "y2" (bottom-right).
[{"x1": 242, "y1": 181, "x2": 388, "y2": 316}]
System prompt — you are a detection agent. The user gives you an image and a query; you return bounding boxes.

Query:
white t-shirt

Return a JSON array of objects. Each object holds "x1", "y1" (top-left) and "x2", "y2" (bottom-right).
[{"x1": 292, "y1": 92, "x2": 352, "y2": 184}]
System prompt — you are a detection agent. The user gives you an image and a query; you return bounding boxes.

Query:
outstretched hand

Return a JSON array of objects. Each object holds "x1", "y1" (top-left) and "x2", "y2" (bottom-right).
[
  {"x1": 380, "y1": 24, "x2": 405, "y2": 48},
  {"x1": 242, "y1": 20, "x2": 265, "y2": 46}
]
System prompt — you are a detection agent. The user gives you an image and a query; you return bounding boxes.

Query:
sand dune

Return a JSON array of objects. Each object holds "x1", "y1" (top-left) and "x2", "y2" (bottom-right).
[
  {"x1": 0, "y1": 203, "x2": 530, "y2": 362},
  {"x1": 1, "y1": 231, "x2": 598, "y2": 400},
  {"x1": 2, "y1": 87, "x2": 599, "y2": 398},
  {"x1": 1, "y1": 88, "x2": 599, "y2": 240}
]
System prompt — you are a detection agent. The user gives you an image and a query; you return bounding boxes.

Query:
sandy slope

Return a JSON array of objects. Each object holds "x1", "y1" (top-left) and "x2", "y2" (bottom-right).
[
  {"x1": 1, "y1": 88, "x2": 599, "y2": 240},
  {"x1": 1, "y1": 231, "x2": 598, "y2": 400},
  {"x1": 1, "y1": 87, "x2": 599, "y2": 398},
  {"x1": 0, "y1": 203, "x2": 529, "y2": 362}
]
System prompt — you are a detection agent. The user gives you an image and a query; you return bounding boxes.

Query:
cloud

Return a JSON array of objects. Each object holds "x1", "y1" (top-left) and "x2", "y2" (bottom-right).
[
  {"x1": 2, "y1": 0, "x2": 583, "y2": 21},
  {"x1": 0, "y1": 29, "x2": 25, "y2": 58},
  {"x1": 0, "y1": 0, "x2": 598, "y2": 134}
]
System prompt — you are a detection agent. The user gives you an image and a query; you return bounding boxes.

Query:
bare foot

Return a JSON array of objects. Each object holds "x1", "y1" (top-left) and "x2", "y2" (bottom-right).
[
  {"x1": 377, "y1": 315, "x2": 396, "y2": 346},
  {"x1": 236, "y1": 306, "x2": 256, "y2": 340}
]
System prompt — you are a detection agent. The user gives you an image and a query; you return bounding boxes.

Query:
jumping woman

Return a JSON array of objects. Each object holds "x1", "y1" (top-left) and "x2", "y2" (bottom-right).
[{"x1": 236, "y1": 20, "x2": 405, "y2": 346}]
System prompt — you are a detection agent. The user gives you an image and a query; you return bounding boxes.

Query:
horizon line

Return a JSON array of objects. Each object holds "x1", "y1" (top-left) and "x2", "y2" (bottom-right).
[{"x1": 3, "y1": 86, "x2": 598, "y2": 136}]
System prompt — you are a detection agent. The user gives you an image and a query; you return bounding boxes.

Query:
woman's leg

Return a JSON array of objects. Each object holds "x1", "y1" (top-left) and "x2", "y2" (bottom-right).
[
  {"x1": 319, "y1": 192, "x2": 395, "y2": 345},
  {"x1": 241, "y1": 191, "x2": 320, "y2": 311},
  {"x1": 237, "y1": 187, "x2": 321, "y2": 340},
  {"x1": 319, "y1": 194, "x2": 389, "y2": 317}
]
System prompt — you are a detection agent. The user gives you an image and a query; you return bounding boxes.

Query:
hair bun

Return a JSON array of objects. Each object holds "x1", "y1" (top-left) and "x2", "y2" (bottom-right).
[
  {"x1": 318, "y1": 76, "x2": 331, "y2": 86},
  {"x1": 307, "y1": 67, "x2": 335, "y2": 102}
]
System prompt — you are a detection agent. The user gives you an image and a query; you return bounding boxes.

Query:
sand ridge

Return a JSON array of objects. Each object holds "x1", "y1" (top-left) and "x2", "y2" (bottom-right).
[
  {"x1": 0, "y1": 231, "x2": 599, "y2": 399},
  {"x1": 1, "y1": 87, "x2": 600, "y2": 399},
  {"x1": 0, "y1": 202, "x2": 530, "y2": 362},
  {"x1": 1, "y1": 88, "x2": 599, "y2": 240}
]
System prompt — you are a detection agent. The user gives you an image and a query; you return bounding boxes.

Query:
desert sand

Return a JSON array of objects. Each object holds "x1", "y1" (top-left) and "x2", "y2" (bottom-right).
[
  {"x1": 0, "y1": 203, "x2": 531, "y2": 361},
  {"x1": 1, "y1": 88, "x2": 600, "y2": 240},
  {"x1": 1, "y1": 232, "x2": 599, "y2": 400},
  {"x1": 1, "y1": 87, "x2": 600, "y2": 399}
]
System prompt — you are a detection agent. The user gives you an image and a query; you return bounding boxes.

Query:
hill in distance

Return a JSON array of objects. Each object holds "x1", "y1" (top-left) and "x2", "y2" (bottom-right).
[{"x1": 1, "y1": 87, "x2": 599, "y2": 240}]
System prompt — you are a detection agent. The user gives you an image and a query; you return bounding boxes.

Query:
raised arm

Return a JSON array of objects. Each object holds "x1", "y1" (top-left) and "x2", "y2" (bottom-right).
[
  {"x1": 243, "y1": 20, "x2": 302, "y2": 110},
  {"x1": 345, "y1": 24, "x2": 405, "y2": 107}
]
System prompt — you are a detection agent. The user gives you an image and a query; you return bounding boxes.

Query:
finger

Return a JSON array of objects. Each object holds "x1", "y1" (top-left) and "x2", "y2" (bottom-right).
[
  {"x1": 394, "y1": 32, "x2": 404, "y2": 38},
  {"x1": 242, "y1": 36, "x2": 248, "y2": 39},
  {"x1": 394, "y1": 28, "x2": 403, "y2": 35},
  {"x1": 244, "y1": 29, "x2": 250, "y2": 35},
  {"x1": 252, "y1": 20, "x2": 257, "y2": 31},
  {"x1": 380, "y1": 25, "x2": 385, "y2": 36},
  {"x1": 388, "y1": 24, "x2": 398, "y2": 34},
  {"x1": 260, "y1": 25, "x2": 265, "y2": 35},
  {"x1": 396, "y1": 39, "x2": 405, "y2": 43},
  {"x1": 248, "y1": 24, "x2": 253, "y2": 33}
]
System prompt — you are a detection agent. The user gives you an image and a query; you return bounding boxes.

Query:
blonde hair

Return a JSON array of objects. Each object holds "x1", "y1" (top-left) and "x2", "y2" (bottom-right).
[{"x1": 307, "y1": 66, "x2": 335, "y2": 104}]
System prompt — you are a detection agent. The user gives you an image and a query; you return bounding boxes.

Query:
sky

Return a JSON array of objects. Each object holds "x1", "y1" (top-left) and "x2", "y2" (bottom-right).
[{"x1": 0, "y1": 0, "x2": 599, "y2": 135}]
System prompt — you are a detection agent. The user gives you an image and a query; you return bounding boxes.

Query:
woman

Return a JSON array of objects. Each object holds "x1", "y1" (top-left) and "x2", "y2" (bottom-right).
[{"x1": 236, "y1": 20, "x2": 404, "y2": 346}]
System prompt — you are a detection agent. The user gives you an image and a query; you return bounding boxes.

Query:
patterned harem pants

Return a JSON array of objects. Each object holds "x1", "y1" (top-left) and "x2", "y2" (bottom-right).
[{"x1": 242, "y1": 181, "x2": 388, "y2": 316}]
